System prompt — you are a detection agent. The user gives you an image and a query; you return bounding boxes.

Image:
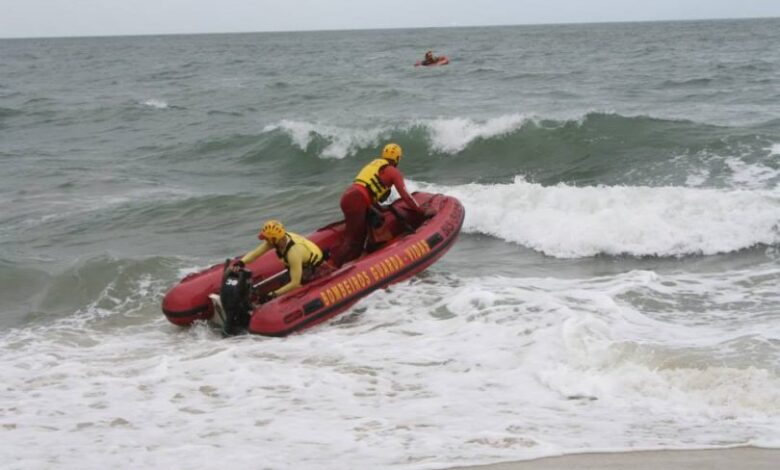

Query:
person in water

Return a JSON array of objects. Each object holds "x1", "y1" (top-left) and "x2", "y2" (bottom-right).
[
  {"x1": 231, "y1": 220, "x2": 325, "y2": 301},
  {"x1": 421, "y1": 50, "x2": 440, "y2": 65},
  {"x1": 329, "y1": 143, "x2": 434, "y2": 267}
]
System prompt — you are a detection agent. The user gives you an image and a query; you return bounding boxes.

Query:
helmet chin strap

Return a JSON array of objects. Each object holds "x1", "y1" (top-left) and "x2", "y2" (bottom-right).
[{"x1": 276, "y1": 233, "x2": 290, "y2": 248}]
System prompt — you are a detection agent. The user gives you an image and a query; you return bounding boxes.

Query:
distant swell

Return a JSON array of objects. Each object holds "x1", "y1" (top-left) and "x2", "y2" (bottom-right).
[
  {"x1": 0, "y1": 106, "x2": 22, "y2": 118},
  {"x1": 414, "y1": 177, "x2": 780, "y2": 258},
  {"x1": 259, "y1": 112, "x2": 780, "y2": 189},
  {"x1": 262, "y1": 119, "x2": 392, "y2": 159},
  {"x1": 262, "y1": 114, "x2": 535, "y2": 158},
  {"x1": 262, "y1": 113, "x2": 696, "y2": 158}
]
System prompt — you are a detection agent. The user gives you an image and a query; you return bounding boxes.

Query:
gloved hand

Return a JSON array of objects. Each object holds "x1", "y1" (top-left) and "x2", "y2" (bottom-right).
[
  {"x1": 229, "y1": 259, "x2": 245, "y2": 272},
  {"x1": 421, "y1": 207, "x2": 437, "y2": 218},
  {"x1": 257, "y1": 290, "x2": 277, "y2": 304}
]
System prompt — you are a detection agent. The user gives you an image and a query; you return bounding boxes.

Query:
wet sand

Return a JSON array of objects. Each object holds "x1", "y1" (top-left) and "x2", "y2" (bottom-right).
[{"x1": 448, "y1": 447, "x2": 779, "y2": 470}]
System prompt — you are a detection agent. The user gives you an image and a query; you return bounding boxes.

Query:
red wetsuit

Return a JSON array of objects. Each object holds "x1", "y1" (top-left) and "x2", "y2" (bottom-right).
[{"x1": 331, "y1": 165, "x2": 420, "y2": 267}]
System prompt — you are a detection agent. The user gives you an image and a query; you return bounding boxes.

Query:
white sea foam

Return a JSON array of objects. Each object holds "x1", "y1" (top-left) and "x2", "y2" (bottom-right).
[
  {"x1": 684, "y1": 168, "x2": 709, "y2": 187},
  {"x1": 413, "y1": 177, "x2": 780, "y2": 258},
  {"x1": 263, "y1": 120, "x2": 389, "y2": 159},
  {"x1": 769, "y1": 143, "x2": 780, "y2": 156},
  {"x1": 676, "y1": 149, "x2": 780, "y2": 190},
  {"x1": 1, "y1": 268, "x2": 778, "y2": 469},
  {"x1": 422, "y1": 114, "x2": 529, "y2": 153},
  {"x1": 142, "y1": 99, "x2": 169, "y2": 109},
  {"x1": 724, "y1": 157, "x2": 780, "y2": 190}
]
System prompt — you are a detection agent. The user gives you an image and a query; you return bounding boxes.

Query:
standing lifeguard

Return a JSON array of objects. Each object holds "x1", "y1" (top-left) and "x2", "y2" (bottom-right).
[{"x1": 330, "y1": 143, "x2": 432, "y2": 267}]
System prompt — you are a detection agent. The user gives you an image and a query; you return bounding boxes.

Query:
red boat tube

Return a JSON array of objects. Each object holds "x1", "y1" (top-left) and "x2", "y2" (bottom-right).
[
  {"x1": 415, "y1": 56, "x2": 450, "y2": 67},
  {"x1": 161, "y1": 192, "x2": 465, "y2": 336}
]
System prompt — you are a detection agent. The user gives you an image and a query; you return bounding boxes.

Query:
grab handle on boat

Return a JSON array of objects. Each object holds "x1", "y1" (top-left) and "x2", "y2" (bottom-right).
[
  {"x1": 388, "y1": 205, "x2": 415, "y2": 233},
  {"x1": 252, "y1": 269, "x2": 289, "y2": 289}
]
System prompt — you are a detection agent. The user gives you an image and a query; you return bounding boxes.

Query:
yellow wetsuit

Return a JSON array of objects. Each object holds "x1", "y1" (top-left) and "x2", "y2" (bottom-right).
[{"x1": 240, "y1": 232, "x2": 324, "y2": 296}]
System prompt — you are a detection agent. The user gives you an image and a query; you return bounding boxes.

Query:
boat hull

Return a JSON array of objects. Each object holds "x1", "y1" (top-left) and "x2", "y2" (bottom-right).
[{"x1": 161, "y1": 192, "x2": 464, "y2": 336}]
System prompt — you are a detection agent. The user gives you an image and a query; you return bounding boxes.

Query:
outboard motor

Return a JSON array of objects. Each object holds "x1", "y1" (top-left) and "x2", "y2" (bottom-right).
[{"x1": 212, "y1": 261, "x2": 253, "y2": 336}]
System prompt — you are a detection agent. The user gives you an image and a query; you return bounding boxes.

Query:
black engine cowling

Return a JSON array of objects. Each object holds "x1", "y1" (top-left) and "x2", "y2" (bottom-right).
[{"x1": 219, "y1": 264, "x2": 253, "y2": 336}]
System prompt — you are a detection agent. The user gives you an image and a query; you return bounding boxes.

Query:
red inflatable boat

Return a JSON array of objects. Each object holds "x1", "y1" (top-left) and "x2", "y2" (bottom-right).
[{"x1": 161, "y1": 192, "x2": 464, "y2": 336}]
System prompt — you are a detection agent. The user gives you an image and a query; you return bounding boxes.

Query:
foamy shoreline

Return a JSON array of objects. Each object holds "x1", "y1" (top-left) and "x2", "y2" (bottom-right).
[{"x1": 447, "y1": 447, "x2": 779, "y2": 470}]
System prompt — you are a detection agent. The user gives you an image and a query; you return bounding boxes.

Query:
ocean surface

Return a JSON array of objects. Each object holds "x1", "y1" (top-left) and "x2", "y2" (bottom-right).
[{"x1": 1, "y1": 18, "x2": 779, "y2": 470}]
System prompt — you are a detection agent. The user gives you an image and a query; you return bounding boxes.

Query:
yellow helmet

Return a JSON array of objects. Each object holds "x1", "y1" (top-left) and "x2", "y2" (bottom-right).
[
  {"x1": 382, "y1": 143, "x2": 403, "y2": 164},
  {"x1": 259, "y1": 219, "x2": 286, "y2": 242}
]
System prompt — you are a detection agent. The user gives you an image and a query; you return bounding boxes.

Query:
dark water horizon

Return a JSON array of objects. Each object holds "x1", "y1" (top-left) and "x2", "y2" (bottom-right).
[{"x1": 3, "y1": 15, "x2": 779, "y2": 40}]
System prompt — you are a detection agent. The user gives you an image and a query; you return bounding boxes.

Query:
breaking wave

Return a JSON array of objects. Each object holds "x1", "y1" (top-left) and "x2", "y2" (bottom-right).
[{"x1": 414, "y1": 177, "x2": 780, "y2": 258}]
